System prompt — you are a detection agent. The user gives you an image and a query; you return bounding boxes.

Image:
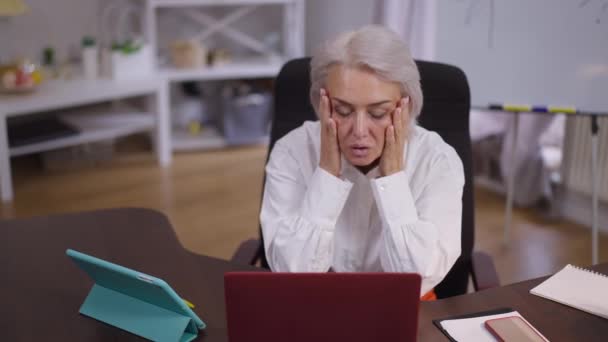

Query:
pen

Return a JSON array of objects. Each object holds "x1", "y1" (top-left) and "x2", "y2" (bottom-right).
[{"x1": 183, "y1": 298, "x2": 195, "y2": 309}]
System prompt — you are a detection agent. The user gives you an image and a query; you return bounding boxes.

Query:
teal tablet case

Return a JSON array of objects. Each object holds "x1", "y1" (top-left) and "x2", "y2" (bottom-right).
[{"x1": 67, "y1": 249, "x2": 205, "y2": 342}]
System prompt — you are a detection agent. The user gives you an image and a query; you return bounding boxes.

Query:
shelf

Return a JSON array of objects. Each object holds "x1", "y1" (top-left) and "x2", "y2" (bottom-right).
[
  {"x1": 172, "y1": 126, "x2": 269, "y2": 151},
  {"x1": 0, "y1": 78, "x2": 160, "y2": 117},
  {"x1": 10, "y1": 108, "x2": 156, "y2": 157},
  {"x1": 160, "y1": 58, "x2": 284, "y2": 82},
  {"x1": 146, "y1": 0, "x2": 294, "y2": 8},
  {"x1": 172, "y1": 127, "x2": 227, "y2": 151}
]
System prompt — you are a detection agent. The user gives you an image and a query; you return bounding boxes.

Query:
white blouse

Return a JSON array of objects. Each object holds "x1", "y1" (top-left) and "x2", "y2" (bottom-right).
[{"x1": 260, "y1": 121, "x2": 465, "y2": 295}]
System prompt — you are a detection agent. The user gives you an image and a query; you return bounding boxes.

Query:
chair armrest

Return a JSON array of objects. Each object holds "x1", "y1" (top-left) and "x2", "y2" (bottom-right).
[
  {"x1": 471, "y1": 250, "x2": 500, "y2": 291},
  {"x1": 231, "y1": 238, "x2": 262, "y2": 266}
]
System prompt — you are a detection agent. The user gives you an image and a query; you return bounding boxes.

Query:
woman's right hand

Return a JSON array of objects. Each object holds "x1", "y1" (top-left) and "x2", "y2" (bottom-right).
[{"x1": 319, "y1": 88, "x2": 341, "y2": 177}]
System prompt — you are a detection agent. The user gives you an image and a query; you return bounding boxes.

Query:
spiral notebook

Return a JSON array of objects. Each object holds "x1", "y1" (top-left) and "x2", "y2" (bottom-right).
[{"x1": 530, "y1": 264, "x2": 608, "y2": 319}]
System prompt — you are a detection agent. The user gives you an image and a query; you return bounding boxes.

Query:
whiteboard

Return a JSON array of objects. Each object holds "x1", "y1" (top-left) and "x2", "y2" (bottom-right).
[{"x1": 435, "y1": 0, "x2": 608, "y2": 113}]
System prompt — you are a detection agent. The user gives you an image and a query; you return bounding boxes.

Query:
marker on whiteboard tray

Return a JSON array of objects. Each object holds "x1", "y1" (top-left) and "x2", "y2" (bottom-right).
[
  {"x1": 503, "y1": 104, "x2": 532, "y2": 112},
  {"x1": 488, "y1": 103, "x2": 532, "y2": 112},
  {"x1": 547, "y1": 106, "x2": 577, "y2": 114},
  {"x1": 488, "y1": 103, "x2": 577, "y2": 114},
  {"x1": 531, "y1": 106, "x2": 549, "y2": 113},
  {"x1": 531, "y1": 105, "x2": 577, "y2": 114}
]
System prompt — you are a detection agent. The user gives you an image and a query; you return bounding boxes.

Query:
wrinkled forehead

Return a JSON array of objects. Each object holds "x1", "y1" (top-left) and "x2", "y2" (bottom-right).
[{"x1": 326, "y1": 64, "x2": 402, "y2": 107}]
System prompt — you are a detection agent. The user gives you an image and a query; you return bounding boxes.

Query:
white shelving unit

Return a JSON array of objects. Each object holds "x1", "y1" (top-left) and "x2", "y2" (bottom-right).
[
  {"x1": 139, "y1": 0, "x2": 305, "y2": 151},
  {"x1": 159, "y1": 57, "x2": 284, "y2": 82},
  {"x1": 10, "y1": 108, "x2": 155, "y2": 157},
  {"x1": 0, "y1": 78, "x2": 170, "y2": 202},
  {"x1": 1, "y1": 0, "x2": 304, "y2": 201},
  {"x1": 147, "y1": 0, "x2": 294, "y2": 8}
]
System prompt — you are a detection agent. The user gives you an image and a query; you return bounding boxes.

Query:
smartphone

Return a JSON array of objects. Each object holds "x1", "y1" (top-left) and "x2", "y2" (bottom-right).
[{"x1": 484, "y1": 316, "x2": 547, "y2": 342}]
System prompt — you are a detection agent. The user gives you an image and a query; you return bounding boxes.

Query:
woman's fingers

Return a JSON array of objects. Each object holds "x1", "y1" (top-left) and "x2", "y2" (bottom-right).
[
  {"x1": 381, "y1": 97, "x2": 409, "y2": 176},
  {"x1": 321, "y1": 88, "x2": 338, "y2": 151},
  {"x1": 380, "y1": 125, "x2": 401, "y2": 176},
  {"x1": 401, "y1": 97, "x2": 410, "y2": 130},
  {"x1": 396, "y1": 97, "x2": 410, "y2": 143},
  {"x1": 320, "y1": 88, "x2": 330, "y2": 122},
  {"x1": 393, "y1": 106, "x2": 403, "y2": 145},
  {"x1": 328, "y1": 117, "x2": 337, "y2": 139},
  {"x1": 319, "y1": 88, "x2": 341, "y2": 177},
  {"x1": 385, "y1": 125, "x2": 395, "y2": 151}
]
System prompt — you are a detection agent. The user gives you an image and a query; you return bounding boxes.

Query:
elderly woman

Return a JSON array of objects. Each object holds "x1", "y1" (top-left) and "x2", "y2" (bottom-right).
[{"x1": 260, "y1": 25, "x2": 464, "y2": 298}]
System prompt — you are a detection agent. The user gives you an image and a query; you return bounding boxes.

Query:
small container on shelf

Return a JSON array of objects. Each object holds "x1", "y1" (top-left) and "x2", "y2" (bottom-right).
[
  {"x1": 221, "y1": 82, "x2": 271, "y2": 146},
  {"x1": 173, "y1": 81, "x2": 210, "y2": 136},
  {"x1": 170, "y1": 40, "x2": 207, "y2": 69},
  {"x1": 82, "y1": 36, "x2": 99, "y2": 80},
  {"x1": 105, "y1": 40, "x2": 154, "y2": 80},
  {"x1": 207, "y1": 48, "x2": 231, "y2": 67}
]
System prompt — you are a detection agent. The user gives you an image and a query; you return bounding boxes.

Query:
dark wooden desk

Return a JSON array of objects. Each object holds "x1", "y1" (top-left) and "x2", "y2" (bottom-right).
[
  {"x1": 419, "y1": 262, "x2": 608, "y2": 341},
  {"x1": 1, "y1": 208, "x2": 607, "y2": 341},
  {"x1": 0, "y1": 208, "x2": 261, "y2": 342}
]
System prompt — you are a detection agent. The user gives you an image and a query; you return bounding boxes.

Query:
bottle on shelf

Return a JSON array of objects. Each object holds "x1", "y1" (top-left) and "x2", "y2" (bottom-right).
[{"x1": 82, "y1": 36, "x2": 99, "y2": 80}]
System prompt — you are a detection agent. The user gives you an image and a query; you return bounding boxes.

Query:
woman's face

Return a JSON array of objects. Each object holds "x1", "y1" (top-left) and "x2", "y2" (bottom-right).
[{"x1": 325, "y1": 64, "x2": 405, "y2": 168}]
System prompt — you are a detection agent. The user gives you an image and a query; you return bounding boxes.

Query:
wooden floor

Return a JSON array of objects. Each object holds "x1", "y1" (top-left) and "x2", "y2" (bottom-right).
[{"x1": 2, "y1": 142, "x2": 607, "y2": 286}]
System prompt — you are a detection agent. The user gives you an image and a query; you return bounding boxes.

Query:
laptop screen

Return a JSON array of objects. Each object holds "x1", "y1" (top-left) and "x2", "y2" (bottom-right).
[{"x1": 224, "y1": 272, "x2": 421, "y2": 342}]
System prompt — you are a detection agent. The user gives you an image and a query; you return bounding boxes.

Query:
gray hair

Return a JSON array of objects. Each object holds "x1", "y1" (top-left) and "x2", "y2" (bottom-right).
[{"x1": 309, "y1": 25, "x2": 423, "y2": 128}]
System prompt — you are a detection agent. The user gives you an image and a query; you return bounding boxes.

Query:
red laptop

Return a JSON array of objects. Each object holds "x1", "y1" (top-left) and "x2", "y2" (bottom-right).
[{"x1": 224, "y1": 272, "x2": 421, "y2": 342}]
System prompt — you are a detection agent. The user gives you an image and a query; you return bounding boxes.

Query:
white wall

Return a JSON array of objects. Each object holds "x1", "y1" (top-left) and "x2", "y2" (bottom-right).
[
  {"x1": 2, "y1": 0, "x2": 380, "y2": 64},
  {"x1": 0, "y1": 0, "x2": 100, "y2": 63},
  {"x1": 0, "y1": 0, "x2": 286, "y2": 64},
  {"x1": 304, "y1": 0, "x2": 377, "y2": 55},
  {"x1": 2, "y1": 0, "x2": 391, "y2": 68}
]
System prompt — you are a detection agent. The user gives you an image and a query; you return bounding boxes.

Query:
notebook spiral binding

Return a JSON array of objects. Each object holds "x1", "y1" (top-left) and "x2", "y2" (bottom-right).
[{"x1": 570, "y1": 265, "x2": 607, "y2": 278}]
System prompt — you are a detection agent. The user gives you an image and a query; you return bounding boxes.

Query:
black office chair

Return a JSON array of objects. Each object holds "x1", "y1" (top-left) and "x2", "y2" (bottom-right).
[{"x1": 232, "y1": 58, "x2": 499, "y2": 298}]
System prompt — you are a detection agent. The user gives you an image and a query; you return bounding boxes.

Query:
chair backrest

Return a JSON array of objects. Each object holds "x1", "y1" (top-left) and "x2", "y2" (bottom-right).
[{"x1": 259, "y1": 58, "x2": 474, "y2": 298}]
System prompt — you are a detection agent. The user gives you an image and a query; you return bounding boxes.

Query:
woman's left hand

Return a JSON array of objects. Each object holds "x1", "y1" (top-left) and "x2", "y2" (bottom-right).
[{"x1": 379, "y1": 97, "x2": 410, "y2": 177}]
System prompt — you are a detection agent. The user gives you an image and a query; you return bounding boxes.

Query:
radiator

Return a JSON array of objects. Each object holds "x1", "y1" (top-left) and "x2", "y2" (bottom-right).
[{"x1": 561, "y1": 116, "x2": 608, "y2": 203}]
